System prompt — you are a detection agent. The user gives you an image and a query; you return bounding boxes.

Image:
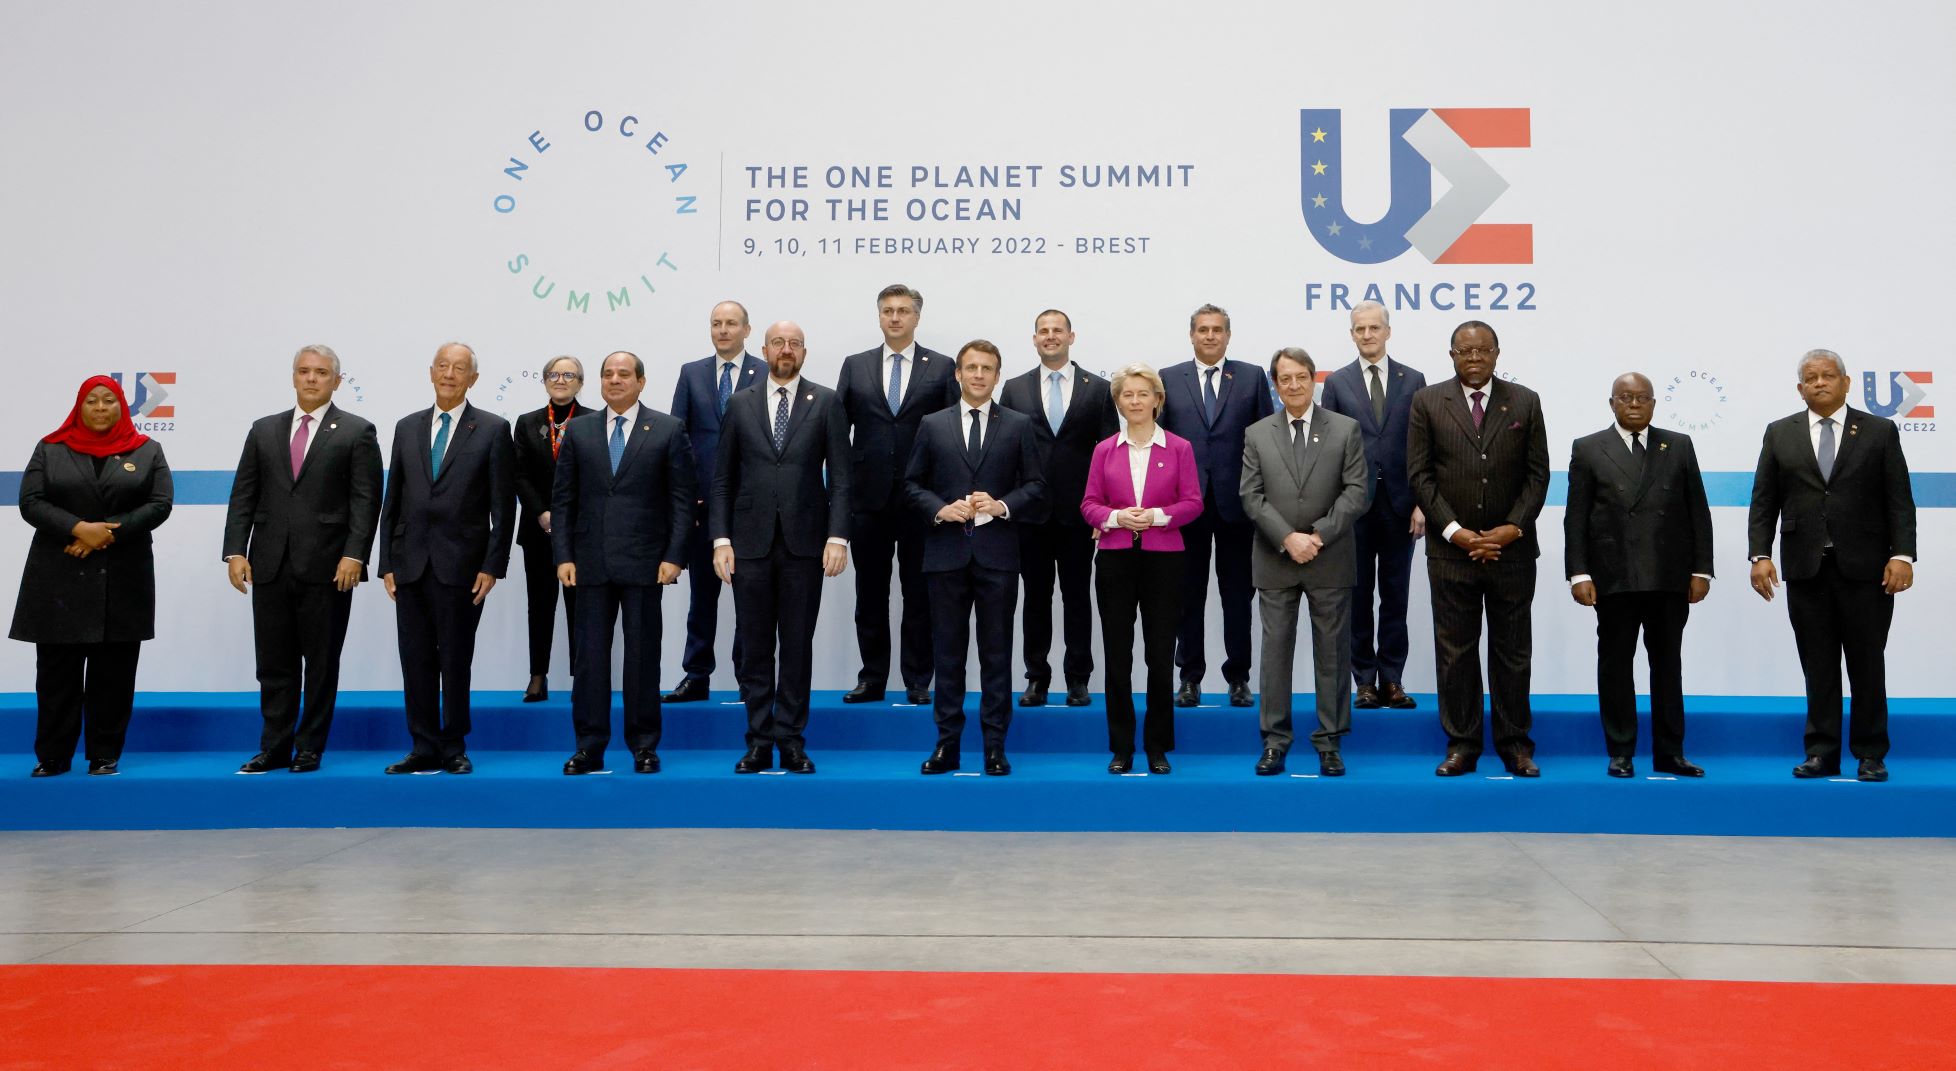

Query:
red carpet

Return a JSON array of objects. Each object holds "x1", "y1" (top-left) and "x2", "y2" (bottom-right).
[{"x1": 4, "y1": 964, "x2": 1954, "y2": 1069}]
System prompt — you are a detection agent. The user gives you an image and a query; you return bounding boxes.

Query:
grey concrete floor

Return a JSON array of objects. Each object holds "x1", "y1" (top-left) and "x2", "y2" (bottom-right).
[{"x1": 3, "y1": 829, "x2": 1954, "y2": 983}]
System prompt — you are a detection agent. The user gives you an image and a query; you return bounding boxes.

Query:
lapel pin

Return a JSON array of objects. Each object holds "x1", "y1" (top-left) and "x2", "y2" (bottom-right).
[
  {"x1": 1500, "y1": 405, "x2": 1509, "y2": 412},
  {"x1": 641, "y1": 423, "x2": 651, "y2": 431},
  {"x1": 1312, "y1": 436, "x2": 1320, "y2": 444},
  {"x1": 1157, "y1": 461, "x2": 1164, "y2": 468},
  {"x1": 1849, "y1": 424, "x2": 1859, "y2": 435},
  {"x1": 804, "y1": 393, "x2": 814, "y2": 401},
  {"x1": 329, "y1": 423, "x2": 337, "y2": 430},
  {"x1": 123, "y1": 461, "x2": 137, "y2": 472},
  {"x1": 1659, "y1": 442, "x2": 1670, "y2": 451}
]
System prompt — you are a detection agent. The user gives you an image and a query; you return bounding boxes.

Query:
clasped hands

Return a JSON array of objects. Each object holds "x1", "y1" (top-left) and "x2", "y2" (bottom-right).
[
  {"x1": 936, "y1": 491, "x2": 1008, "y2": 525},
  {"x1": 64, "y1": 520, "x2": 120, "y2": 559},
  {"x1": 1281, "y1": 530, "x2": 1323, "y2": 564},
  {"x1": 1449, "y1": 523, "x2": 1521, "y2": 562}
]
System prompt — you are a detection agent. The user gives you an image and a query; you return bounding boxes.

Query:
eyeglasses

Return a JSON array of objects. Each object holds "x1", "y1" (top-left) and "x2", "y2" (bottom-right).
[
  {"x1": 1450, "y1": 346, "x2": 1497, "y2": 360},
  {"x1": 544, "y1": 372, "x2": 581, "y2": 383},
  {"x1": 1612, "y1": 393, "x2": 1655, "y2": 405},
  {"x1": 1274, "y1": 374, "x2": 1317, "y2": 388}
]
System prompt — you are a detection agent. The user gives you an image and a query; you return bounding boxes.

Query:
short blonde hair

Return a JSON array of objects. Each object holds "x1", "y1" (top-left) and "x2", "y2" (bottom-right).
[{"x1": 1108, "y1": 362, "x2": 1166, "y2": 417}]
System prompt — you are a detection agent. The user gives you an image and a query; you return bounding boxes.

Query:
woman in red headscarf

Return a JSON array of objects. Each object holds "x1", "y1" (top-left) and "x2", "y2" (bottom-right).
[{"x1": 10, "y1": 376, "x2": 174, "y2": 776}]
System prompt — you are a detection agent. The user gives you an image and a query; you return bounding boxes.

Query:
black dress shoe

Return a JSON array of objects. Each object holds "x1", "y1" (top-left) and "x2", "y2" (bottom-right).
[
  {"x1": 1353, "y1": 684, "x2": 1381, "y2": 709},
  {"x1": 1435, "y1": 750, "x2": 1478, "y2": 776},
  {"x1": 1857, "y1": 758, "x2": 1889, "y2": 782},
  {"x1": 984, "y1": 748, "x2": 1011, "y2": 776},
  {"x1": 1018, "y1": 680, "x2": 1048, "y2": 707},
  {"x1": 563, "y1": 750, "x2": 604, "y2": 775},
  {"x1": 1146, "y1": 753, "x2": 1172, "y2": 775},
  {"x1": 634, "y1": 750, "x2": 661, "y2": 774},
  {"x1": 444, "y1": 754, "x2": 474, "y2": 775},
  {"x1": 289, "y1": 751, "x2": 322, "y2": 773},
  {"x1": 522, "y1": 674, "x2": 548, "y2": 703},
  {"x1": 780, "y1": 742, "x2": 816, "y2": 774},
  {"x1": 1065, "y1": 681, "x2": 1091, "y2": 706},
  {"x1": 1607, "y1": 756, "x2": 1635, "y2": 778},
  {"x1": 87, "y1": 759, "x2": 120, "y2": 776},
  {"x1": 1227, "y1": 682, "x2": 1253, "y2": 707},
  {"x1": 842, "y1": 682, "x2": 886, "y2": 703},
  {"x1": 1255, "y1": 748, "x2": 1286, "y2": 776},
  {"x1": 663, "y1": 677, "x2": 710, "y2": 703},
  {"x1": 905, "y1": 687, "x2": 931, "y2": 705},
  {"x1": 1653, "y1": 755, "x2": 1703, "y2": 777},
  {"x1": 385, "y1": 753, "x2": 443, "y2": 775},
  {"x1": 1174, "y1": 680, "x2": 1200, "y2": 707},
  {"x1": 1108, "y1": 754, "x2": 1133, "y2": 774},
  {"x1": 1498, "y1": 750, "x2": 1539, "y2": 778},
  {"x1": 734, "y1": 744, "x2": 772, "y2": 773},
  {"x1": 1793, "y1": 756, "x2": 1840, "y2": 778},
  {"x1": 1318, "y1": 751, "x2": 1345, "y2": 777},
  {"x1": 1382, "y1": 682, "x2": 1418, "y2": 709},
  {"x1": 31, "y1": 763, "x2": 67, "y2": 777},
  {"x1": 238, "y1": 753, "x2": 288, "y2": 774},
  {"x1": 921, "y1": 746, "x2": 959, "y2": 775}
]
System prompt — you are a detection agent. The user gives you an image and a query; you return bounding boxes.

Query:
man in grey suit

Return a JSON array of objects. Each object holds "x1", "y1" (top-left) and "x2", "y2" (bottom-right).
[{"x1": 1240, "y1": 348, "x2": 1370, "y2": 776}]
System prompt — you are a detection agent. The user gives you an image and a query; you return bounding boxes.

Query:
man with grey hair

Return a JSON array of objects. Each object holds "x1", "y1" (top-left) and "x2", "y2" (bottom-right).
[
  {"x1": 223, "y1": 344, "x2": 383, "y2": 773},
  {"x1": 376, "y1": 342, "x2": 516, "y2": 774},
  {"x1": 1748, "y1": 348, "x2": 1917, "y2": 782},
  {"x1": 512, "y1": 354, "x2": 592, "y2": 701},
  {"x1": 1318, "y1": 299, "x2": 1427, "y2": 709}
]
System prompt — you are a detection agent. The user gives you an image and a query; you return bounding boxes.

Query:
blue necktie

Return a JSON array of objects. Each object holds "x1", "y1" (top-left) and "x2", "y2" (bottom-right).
[
  {"x1": 430, "y1": 411, "x2": 451, "y2": 479},
  {"x1": 887, "y1": 354, "x2": 904, "y2": 414},
  {"x1": 1047, "y1": 370, "x2": 1065, "y2": 433},
  {"x1": 1203, "y1": 366, "x2": 1219, "y2": 425},
  {"x1": 717, "y1": 361, "x2": 733, "y2": 415},
  {"x1": 608, "y1": 414, "x2": 625, "y2": 474},
  {"x1": 1816, "y1": 417, "x2": 1836, "y2": 482},
  {"x1": 773, "y1": 388, "x2": 790, "y2": 451}
]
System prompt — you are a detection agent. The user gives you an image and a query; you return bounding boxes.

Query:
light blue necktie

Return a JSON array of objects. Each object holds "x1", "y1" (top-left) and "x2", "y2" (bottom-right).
[
  {"x1": 1203, "y1": 366, "x2": 1219, "y2": 425},
  {"x1": 1047, "y1": 370, "x2": 1065, "y2": 432},
  {"x1": 430, "y1": 412, "x2": 451, "y2": 479},
  {"x1": 608, "y1": 414, "x2": 626, "y2": 474},
  {"x1": 717, "y1": 361, "x2": 733, "y2": 415},
  {"x1": 1816, "y1": 417, "x2": 1836, "y2": 482},
  {"x1": 887, "y1": 354, "x2": 904, "y2": 413}
]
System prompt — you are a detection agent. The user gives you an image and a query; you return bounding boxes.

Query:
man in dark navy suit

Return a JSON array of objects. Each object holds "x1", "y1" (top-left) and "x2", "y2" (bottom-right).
[
  {"x1": 906, "y1": 340, "x2": 1045, "y2": 775},
  {"x1": 1317, "y1": 300, "x2": 1426, "y2": 710},
  {"x1": 550, "y1": 351, "x2": 696, "y2": 775},
  {"x1": 377, "y1": 342, "x2": 516, "y2": 775},
  {"x1": 834, "y1": 283, "x2": 959, "y2": 704},
  {"x1": 1748, "y1": 348, "x2": 1917, "y2": 782},
  {"x1": 1565, "y1": 372, "x2": 1714, "y2": 779},
  {"x1": 998, "y1": 309, "x2": 1117, "y2": 707},
  {"x1": 712, "y1": 320, "x2": 853, "y2": 775},
  {"x1": 666, "y1": 300, "x2": 768, "y2": 703},
  {"x1": 1158, "y1": 303, "x2": 1274, "y2": 707}
]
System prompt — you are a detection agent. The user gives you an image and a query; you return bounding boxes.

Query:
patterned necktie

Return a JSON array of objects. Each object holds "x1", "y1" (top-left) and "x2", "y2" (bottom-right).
[
  {"x1": 717, "y1": 361, "x2": 733, "y2": 415},
  {"x1": 290, "y1": 413, "x2": 311, "y2": 479},
  {"x1": 773, "y1": 387, "x2": 789, "y2": 451},
  {"x1": 1203, "y1": 366, "x2": 1220, "y2": 424},
  {"x1": 887, "y1": 354, "x2": 904, "y2": 413},
  {"x1": 430, "y1": 412, "x2": 451, "y2": 479},
  {"x1": 1816, "y1": 417, "x2": 1836, "y2": 482},
  {"x1": 1047, "y1": 370, "x2": 1065, "y2": 433},
  {"x1": 1291, "y1": 418, "x2": 1308, "y2": 474},
  {"x1": 608, "y1": 414, "x2": 625, "y2": 474},
  {"x1": 1369, "y1": 364, "x2": 1386, "y2": 426},
  {"x1": 1470, "y1": 390, "x2": 1486, "y2": 430},
  {"x1": 1630, "y1": 430, "x2": 1647, "y2": 475}
]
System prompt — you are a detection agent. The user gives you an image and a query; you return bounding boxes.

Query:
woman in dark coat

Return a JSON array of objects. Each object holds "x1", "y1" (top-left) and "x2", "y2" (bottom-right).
[{"x1": 11, "y1": 375, "x2": 174, "y2": 775}]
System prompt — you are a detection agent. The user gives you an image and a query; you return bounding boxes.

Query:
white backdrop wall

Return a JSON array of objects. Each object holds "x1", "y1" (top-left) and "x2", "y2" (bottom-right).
[{"x1": 1, "y1": 1, "x2": 1948, "y2": 696}]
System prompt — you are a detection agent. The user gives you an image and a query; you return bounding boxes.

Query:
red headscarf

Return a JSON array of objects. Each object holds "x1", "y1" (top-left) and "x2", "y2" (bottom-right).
[{"x1": 43, "y1": 375, "x2": 151, "y2": 458}]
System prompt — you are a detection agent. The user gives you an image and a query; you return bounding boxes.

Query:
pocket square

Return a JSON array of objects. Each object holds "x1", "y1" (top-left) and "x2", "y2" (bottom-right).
[{"x1": 1507, "y1": 421, "x2": 1522, "y2": 430}]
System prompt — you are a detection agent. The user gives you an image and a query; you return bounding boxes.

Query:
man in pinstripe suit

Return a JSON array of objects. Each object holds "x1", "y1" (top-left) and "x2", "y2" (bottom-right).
[{"x1": 1405, "y1": 322, "x2": 1550, "y2": 777}]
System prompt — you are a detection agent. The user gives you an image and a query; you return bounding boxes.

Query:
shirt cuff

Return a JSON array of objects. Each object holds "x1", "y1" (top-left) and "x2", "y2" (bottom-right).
[
  {"x1": 1891, "y1": 555, "x2": 1915, "y2": 564},
  {"x1": 1568, "y1": 574, "x2": 1592, "y2": 586},
  {"x1": 1103, "y1": 513, "x2": 1121, "y2": 530},
  {"x1": 713, "y1": 537, "x2": 731, "y2": 549},
  {"x1": 827, "y1": 537, "x2": 849, "y2": 547},
  {"x1": 1442, "y1": 521, "x2": 1464, "y2": 544},
  {"x1": 1151, "y1": 508, "x2": 1170, "y2": 527},
  {"x1": 1691, "y1": 573, "x2": 1713, "y2": 581},
  {"x1": 997, "y1": 502, "x2": 1010, "y2": 520}
]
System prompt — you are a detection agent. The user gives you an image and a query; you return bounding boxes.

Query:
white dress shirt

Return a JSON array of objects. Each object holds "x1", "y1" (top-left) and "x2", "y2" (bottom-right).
[
  {"x1": 289, "y1": 403, "x2": 329, "y2": 464},
  {"x1": 602, "y1": 403, "x2": 640, "y2": 447},
  {"x1": 1103, "y1": 424, "x2": 1172, "y2": 529},
  {"x1": 884, "y1": 344, "x2": 917, "y2": 406},
  {"x1": 428, "y1": 401, "x2": 466, "y2": 450},
  {"x1": 1038, "y1": 361, "x2": 1078, "y2": 414}
]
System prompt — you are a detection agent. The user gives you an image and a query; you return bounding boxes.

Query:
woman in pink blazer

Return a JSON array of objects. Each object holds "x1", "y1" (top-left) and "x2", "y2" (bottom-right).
[{"x1": 1081, "y1": 362, "x2": 1204, "y2": 774}]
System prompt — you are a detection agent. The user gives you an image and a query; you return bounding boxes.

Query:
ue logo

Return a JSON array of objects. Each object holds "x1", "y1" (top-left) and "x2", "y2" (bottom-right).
[
  {"x1": 1863, "y1": 371, "x2": 1932, "y2": 419},
  {"x1": 1300, "y1": 108, "x2": 1532, "y2": 265},
  {"x1": 109, "y1": 372, "x2": 175, "y2": 418}
]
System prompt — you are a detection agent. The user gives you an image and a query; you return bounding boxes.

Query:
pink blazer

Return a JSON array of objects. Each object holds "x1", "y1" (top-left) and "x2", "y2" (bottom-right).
[{"x1": 1080, "y1": 430, "x2": 1204, "y2": 552}]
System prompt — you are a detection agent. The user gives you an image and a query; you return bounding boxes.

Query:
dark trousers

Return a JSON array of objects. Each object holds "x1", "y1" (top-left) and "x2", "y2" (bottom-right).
[
  {"x1": 851, "y1": 502, "x2": 933, "y2": 691},
  {"x1": 1429, "y1": 557, "x2": 1536, "y2": 756},
  {"x1": 1174, "y1": 496, "x2": 1254, "y2": 687},
  {"x1": 395, "y1": 575, "x2": 484, "y2": 760},
  {"x1": 680, "y1": 521, "x2": 741, "y2": 683},
  {"x1": 518, "y1": 532, "x2": 576, "y2": 676},
  {"x1": 1098, "y1": 548, "x2": 1182, "y2": 757},
  {"x1": 927, "y1": 563, "x2": 1018, "y2": 753},
  {"x1": 251, "y1": 576, "x2": 353, "y2": 759},
  {"x1": 1788, "y1": 552, "x2": 1893, "y2": 762},
  {"x1": 1018, "y1": 519, "x2": 1096, "y2": 685},
  {"x1": 732, "y1": 540, "x2": 824, "y2": 748},
  {"x1": 1350, "y1": 496, "x2": 1416, "y2": 687},
  {"x1": 570, "y1": 581, "x2": 663, "y2": 758},
  {"x1": 1595, "y1": 591, "x2": 1690, "y2": 758},
  {"x1": 34, "y1": 641, "x2": 140, "y2": 769}
]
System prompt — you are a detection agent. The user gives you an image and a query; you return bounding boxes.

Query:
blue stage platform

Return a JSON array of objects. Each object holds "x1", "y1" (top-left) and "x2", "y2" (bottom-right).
[{"x1": 4, "y1": 691, "x2": 1953, "y2": 836}]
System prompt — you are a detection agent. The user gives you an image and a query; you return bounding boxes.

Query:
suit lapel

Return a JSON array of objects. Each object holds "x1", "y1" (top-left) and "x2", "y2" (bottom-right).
[
  {"x1": 1442, "y1": 382, "x2": 1480, "y2": 443},
  {"x1": 1627, "y1": 428, "x2": 1662, "y2": 506},
  {"x1": 1272, "y1": 416, "x2": 1303, "y2": 486},
  {"x1": 896, "y1": 350, "x2": 936, "y2": 416},
  {"x1": 1293, "y1": 413, "x2": 1326, "y2": 487},
  {"x1": 61, "y1": 445, "x2": 109, "y2": 513},
  {"x1": 434, "y1": 404, "x2": 478, "y2": 484},
  {"x1": 1181, "y1": 365, "x2": 1209, "y2": 426},
  {"x1": 777, "y1": 384, "x2": 815, "y2": 456},
  {"x1": 294, "y1": 404, "x2": 338, "y2": 485},
  {"x1": 1826, "y1": 407, "x2": 1864, "y2": 484},
  {"x1": 1477, "y1": 380, "x2": 1513, "y2": 449},
  {"x1": 1597, "y1": 427, "x2": 1640, "y2": 488},
  {"x1": 610, "y1": 405, "x2": 655, "y2": 482}
]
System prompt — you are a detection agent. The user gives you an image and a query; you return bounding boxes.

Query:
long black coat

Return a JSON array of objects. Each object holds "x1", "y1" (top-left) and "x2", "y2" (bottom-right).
[{"x1": 11, "y1": 439, "x2": 174, "y2": 644}]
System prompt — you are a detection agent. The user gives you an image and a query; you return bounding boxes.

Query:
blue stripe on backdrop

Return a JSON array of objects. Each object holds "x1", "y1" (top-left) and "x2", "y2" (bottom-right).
[{"x1": 3, "y1": 470, "x2": 1953, "y2": 509}]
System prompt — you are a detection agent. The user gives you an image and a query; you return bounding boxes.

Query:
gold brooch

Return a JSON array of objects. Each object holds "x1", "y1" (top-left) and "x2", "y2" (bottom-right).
[{"x1": 123, "y1": 461, "x2": 137, "y2": 472}]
